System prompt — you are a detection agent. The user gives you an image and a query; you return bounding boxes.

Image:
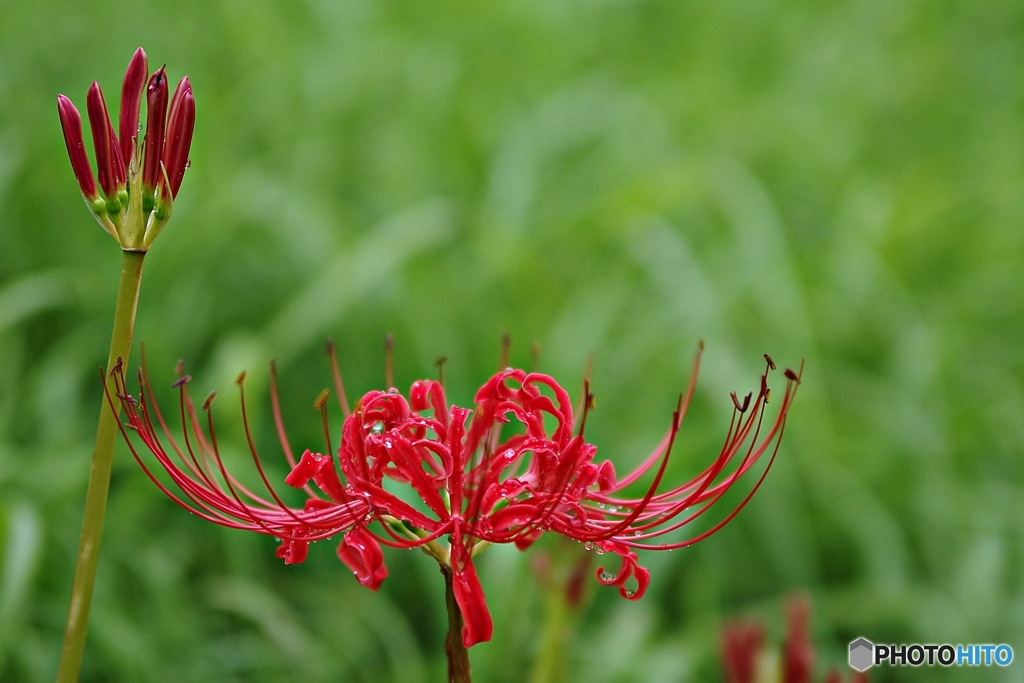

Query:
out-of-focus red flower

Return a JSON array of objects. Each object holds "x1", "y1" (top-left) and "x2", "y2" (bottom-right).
[
  {"x1": 113, "y1": 346, "x2": 800, "y2": 648},
  {"x1": 723, "y1": 596, "x2": 870, "y2": 683},
  {"x1": 723, "y1": 619, "x2": 765, "y2": 683},
  {"x1": 57, "y1": 47, "x2": 194, "y2": 248},
  {"x1": 784, "y1": 596, "x2": 815, "y2": 683}
]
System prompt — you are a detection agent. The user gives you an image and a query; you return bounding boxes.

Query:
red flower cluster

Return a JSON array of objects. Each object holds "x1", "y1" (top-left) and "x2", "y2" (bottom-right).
[
  {"x1": 722, "y1": 597, "x2": 869, "y2": 683},
  {"x1": 57, "y1": 48, "x2": 194, "y2": 248},
  {"x1": 113, "y1": 347, "x2": 800, "y2": 648}
]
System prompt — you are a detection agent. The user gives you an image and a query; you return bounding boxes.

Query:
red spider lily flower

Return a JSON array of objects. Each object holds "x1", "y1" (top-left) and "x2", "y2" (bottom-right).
[
  {"x1": 111, "y1": 345, "x2": 801, "y2": 649},
  {"x1": 56, "y1": 47, "x2": 195, "y2": 249},
  {"x1": 723, "y1": 619, "x2": 765, "y2": 683}
]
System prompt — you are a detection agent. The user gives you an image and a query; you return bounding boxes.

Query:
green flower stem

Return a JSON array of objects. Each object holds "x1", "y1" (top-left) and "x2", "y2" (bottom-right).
[
  {"x1": 56, "y1": 250, "x2": 146, "y2": 683},
  {"x1": 443, "y1": 566, "x2": 472, "y2": 683},
  {"x1": 528, "y1": 544, "x2": 592, "y2": 683},
  {"x1": 528, "y1": 586, "x2": 574, "y2": 683}
]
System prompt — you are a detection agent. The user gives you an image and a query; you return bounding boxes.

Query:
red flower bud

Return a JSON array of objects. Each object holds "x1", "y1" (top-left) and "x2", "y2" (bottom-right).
[
  {"x1": 164, "y1": 77, "x2": 195, "y2": 198},
  {"x1": 56, "y1": 95, "x2": 97, "y2": 200},
  {"x1": 118, "y1": 47, "x2": 148, "y2": 168},
  {"x1": 86, "y1": 82, "x2": 122, "y2": 200},
  {"x1": 142, "y1": 68, "x2": 168, "y2": 192},
  {"x1": 108, "y1": 118, "x2": 126, "y2": 188}
]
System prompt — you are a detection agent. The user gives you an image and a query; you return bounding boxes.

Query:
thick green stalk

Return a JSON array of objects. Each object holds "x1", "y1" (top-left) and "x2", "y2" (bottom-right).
[
  {"x1": 528, "y1": 586, "x2": 573, "y2": 683},
  {"x1": 528, "y1": 545, "x2": 591, "y2": 683},
  {"x1": 56, "y1": 250, "x2": 146, "y2": 683},
  {"x1": 443, "y1": 567, "x2": 472, "y2": 683}
]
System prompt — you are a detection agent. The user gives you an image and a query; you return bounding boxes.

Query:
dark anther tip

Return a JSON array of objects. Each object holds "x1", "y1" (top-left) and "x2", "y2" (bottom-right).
[
  {"x1": 202, "y1": 392, "x2": 217, "y2": 410},
  {"x1": 175, "y1": 359, "x2": 185, "y2": 376},
  {"x1": 698, "y1": 339, "x2": 705, "y2": 351},
  {"x1": 235, "y1": 371, "x2": 247, "y2": 386},
  {"x1": 435, "y1": 355, "x2": 448, "y2": 368},
  {"x1": 731, "y1": 391, "x2": 752, "y2": 413},
  {"x1": 326, "y1": 338, "x2": 335, "y2": 354},
  {"x1": 784, "y1": 368, "x2": 801, "y2": 383},
  {"x1": 763, "y1": 353, "x2": 776, "y2": 370},
  {"x1": 171, "y1": 374, "x2": 192, "y2": 388}
]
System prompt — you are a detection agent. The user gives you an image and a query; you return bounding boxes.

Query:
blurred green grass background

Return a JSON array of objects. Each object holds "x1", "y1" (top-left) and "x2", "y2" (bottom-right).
[{"x1": 1, "y1": 0, "x2": 1022, "y2": 681}]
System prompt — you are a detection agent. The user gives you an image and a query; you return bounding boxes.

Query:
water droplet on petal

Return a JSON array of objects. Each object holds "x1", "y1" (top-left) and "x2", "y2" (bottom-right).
[
  {"x1": 624, "y1": 589, "x2": 636, "y2": 598},
  {"x1": 633, "y1": 530, "x2": 642, "y2": 536},
  {"x1": 584, "y1": 542, "x2": 595, "y2": 551},
  {"x1": 599, "y1": 571, "x2": 614, "y2": 581}
]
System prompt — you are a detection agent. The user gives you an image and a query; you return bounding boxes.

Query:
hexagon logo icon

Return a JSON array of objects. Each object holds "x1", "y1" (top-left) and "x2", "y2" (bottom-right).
[{"x1": 849, "y1": 637, "x2": 874, "y2": 672}]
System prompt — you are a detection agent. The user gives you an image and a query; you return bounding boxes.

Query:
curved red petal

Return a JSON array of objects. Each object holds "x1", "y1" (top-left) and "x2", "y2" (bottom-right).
[
  {"x1": 337, "y1": 527, "x2": 389, "y2": 590},
  {"x1": 451, "y1": 556, "x2": 493, "y2": 647}
]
